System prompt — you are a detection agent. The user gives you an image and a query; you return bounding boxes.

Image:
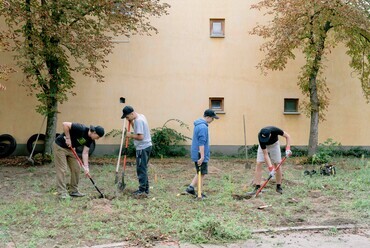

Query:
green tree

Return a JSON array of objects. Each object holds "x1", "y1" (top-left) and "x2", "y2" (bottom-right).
[
  {"x1": 0, "y1": 0, "x2": 169, "y2": 158},
  {"x1": 0, "y1": 25, "x2": 15, "y2": 90},
  {"x1": 250, "y1": 0, "x2": 369, "y2": 156}
]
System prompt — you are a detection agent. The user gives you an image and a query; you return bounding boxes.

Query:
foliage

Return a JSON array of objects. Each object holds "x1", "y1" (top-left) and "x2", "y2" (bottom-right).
[
  {"x1": 150, "y1": 119, "x2": 191, "y2": 158},
  {"x1": 251, "y1": 0, "x2": 370, "y2": 155},
  {"x1": 0, "y1": 157, "x2": 369, "y2": 247},
  {"x1": 0, "y1": 30, "x2": 15, "y2": 90},
  {"x1": 180, "y1": 215, "x2": 251, "y2": 243},
  {"x1": 0, "y1": 0, "x2": 170, "y2": 155},
  {"x1": 309, "y1": 138, "x2": 342, "y2": 164},
  {"x1": 237, "y1": 144, "x2": 258, "y2": 158},
  {"x1": 106, "y1": 119, "x2": 191, "y2": 158}
]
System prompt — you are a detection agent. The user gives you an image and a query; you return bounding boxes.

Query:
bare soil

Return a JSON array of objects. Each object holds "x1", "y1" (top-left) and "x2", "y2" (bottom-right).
[{"x1": 0, "y1": 156, "x2": 369, "y2": 247}]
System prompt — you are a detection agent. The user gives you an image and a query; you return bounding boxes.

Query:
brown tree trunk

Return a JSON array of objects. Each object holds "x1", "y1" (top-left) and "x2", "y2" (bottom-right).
[
  {"x1": 44, "y1": 106, "x2": 58, "y2": 156},
  {"x1": 308, "y1": 75, "x2": 319, "y2": 156}
]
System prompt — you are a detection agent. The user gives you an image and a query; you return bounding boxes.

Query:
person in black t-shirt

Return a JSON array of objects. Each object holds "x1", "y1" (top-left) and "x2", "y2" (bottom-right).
[
  {"x1": 53, "y1": 122, "x2": 104, "y2": 199},
  {"x1": 249, "y1": 126, "x2": 292, "y2": 195}
]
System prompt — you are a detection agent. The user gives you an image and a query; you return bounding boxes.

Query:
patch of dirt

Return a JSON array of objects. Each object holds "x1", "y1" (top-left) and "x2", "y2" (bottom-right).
[{"x1": 1, "y1": 156, "x2": 369, "y2": 248}]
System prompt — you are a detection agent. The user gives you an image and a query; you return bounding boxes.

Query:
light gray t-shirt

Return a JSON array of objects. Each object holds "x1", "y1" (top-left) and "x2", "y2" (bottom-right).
[{"x1": 133, "y1": 114, "x2": 152, "y2": 150}]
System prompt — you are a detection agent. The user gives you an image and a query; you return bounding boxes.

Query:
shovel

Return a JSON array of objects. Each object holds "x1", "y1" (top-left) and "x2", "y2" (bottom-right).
[
  {"x1": 70, "y1": 147, "x2": 105, "y2": 198},
  {"x1": 197, "y1": 164, "x2": 202, "y2": 199},
  {"x1": 254, "y1": 156, "x2": 288, "y2": 197},
  {"x1": 115, "y1": 118, "x2": 126, "y2": 184},
  {"x1": 119, "y1": 123, "x2": 131, "y2": 191},
  {"x1": 27, "y1": 116, "x2": 46, "y2": 165}
]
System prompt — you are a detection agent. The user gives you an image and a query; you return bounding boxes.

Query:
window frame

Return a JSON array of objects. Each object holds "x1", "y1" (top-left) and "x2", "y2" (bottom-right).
[
  {"x1": 283, "y1": 98, "x2": 300, "y2": 115},
  {"x1": 210, "y1": 19, "x2": 225, "y2": 38},
  {"x1": 209, "y1": 97, "x2": 225, "y2": 113}
]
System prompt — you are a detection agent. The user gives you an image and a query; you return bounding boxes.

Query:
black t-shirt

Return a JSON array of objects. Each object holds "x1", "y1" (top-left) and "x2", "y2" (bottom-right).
[
  {"x1": 258, "y1": 126, "x2": 284, "y2": 149},
  {"x1": 55, "y1": 123, "x2": 93, "y2": 149}
]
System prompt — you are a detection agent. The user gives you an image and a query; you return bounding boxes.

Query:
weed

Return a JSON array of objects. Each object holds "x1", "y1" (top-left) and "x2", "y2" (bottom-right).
[{"x1": 0, "y1": 157, "x2": 369, "y2": 247}]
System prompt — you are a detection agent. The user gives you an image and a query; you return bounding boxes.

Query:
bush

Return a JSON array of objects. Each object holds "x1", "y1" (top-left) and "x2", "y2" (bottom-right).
[
  {"x1": 105, "y1": 119, "x2": 191, "y2": 158},
  {"x1": 309, "y1": 138, "x2": 342, "y2": 164},
  {"x1": 150, "y1": 119, "x2": 191, "y2": 158},
  {"x1": 237, "y1": 144, "x2": 258, "y2": 158}
]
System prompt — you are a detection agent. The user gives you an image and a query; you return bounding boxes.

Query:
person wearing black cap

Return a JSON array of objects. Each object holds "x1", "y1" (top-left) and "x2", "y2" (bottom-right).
[
  {"x1": 53, "y1": 122, "x2": 105, "y2": 199},
  {"x1": 121, "y1": 106, "x2": 152, "y2": 197},
  {"x1": 185, "y1": 109, "x2": 219, "y2": 198},
  {"x1": 249, "y1": 126, "x2": 292, "y2": 195}
]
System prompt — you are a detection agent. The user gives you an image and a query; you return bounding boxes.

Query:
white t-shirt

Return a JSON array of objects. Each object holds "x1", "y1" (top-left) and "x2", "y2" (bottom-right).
[{"x1": 133, "y1": 114, "x2": 152, "y2": 150}]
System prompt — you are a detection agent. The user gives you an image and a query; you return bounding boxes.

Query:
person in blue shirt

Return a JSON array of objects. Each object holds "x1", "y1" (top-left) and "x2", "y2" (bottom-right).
[{"x1": 186, "y1": 109, "x2": 219, "y2": 197}]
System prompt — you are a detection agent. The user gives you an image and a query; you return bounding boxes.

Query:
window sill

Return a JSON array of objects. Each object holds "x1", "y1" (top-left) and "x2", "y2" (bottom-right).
[
  {"x1": 283, "y1": 112, "x2": 300, "y2": 115},
  {"x1": 210, "y1": 35, "x2": 225, "y2": 38},
  {"x1": 213, "y1": 110, "x2": 225, "y2": 114}
]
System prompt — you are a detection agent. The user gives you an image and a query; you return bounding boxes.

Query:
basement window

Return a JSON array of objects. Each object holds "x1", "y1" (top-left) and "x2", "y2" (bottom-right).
[
  {"x1": 210, "y1": 19, "x2": 225, "y2": 38},
  {"x1": 284, "y1": 98, "x2": 300, "y2": 114},
  {"x1": 209, "y1": 97, "x2": 224, "y2": 113}
]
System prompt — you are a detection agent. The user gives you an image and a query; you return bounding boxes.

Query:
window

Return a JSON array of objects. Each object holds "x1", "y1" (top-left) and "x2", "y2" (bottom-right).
[
  {"x1": 210, "y1": 19, "x2": 225, "y2": 38},
  {"x1": 209, "y1": 97, "x2": 224, "y2": 113},
  {"x1": 284, "y1": 98, "x2": 299, "y2": 114}
]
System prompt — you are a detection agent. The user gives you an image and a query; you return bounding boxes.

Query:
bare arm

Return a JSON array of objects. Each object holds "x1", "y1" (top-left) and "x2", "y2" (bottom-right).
[
  {"x1": 62, "y1": 122, "x2": 73, "y2": 147},
  {"x1": 127, "y1": 133, "x2": 144, "y2": 140},
  {"x1": 263, "y1": 149, "x2": 273, "y2": 168},
  {"x1": 198, "y1": 145, "x2": 205, "y2": 165},
  {"x1": 282, "y1": 131, "x2": 291, "y2": 150},
  {"x1": 82, "y1": 146, "x2": 90, "y2": 173}
]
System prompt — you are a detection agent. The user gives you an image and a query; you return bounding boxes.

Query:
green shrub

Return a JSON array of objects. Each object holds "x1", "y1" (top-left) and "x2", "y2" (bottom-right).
[
  {"x1": 105, "y1": 119, "x2": 190, "y2": 158},
  {"x1": 342, "y1": 147, "x2": 370, "y2": 158},
  {"x1": 309, "y1": 138, "x2": 342, "y2": 164},
  {"x1": 237, "y1": 144, "x2": 258, "y2": 158},
  {"x1": 150, "y1": 119, "x2": 191, "y2": 158}
]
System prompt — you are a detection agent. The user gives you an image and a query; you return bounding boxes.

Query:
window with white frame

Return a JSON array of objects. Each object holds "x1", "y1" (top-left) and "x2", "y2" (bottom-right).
[
  {"x1": 210, "y1": 19, "x2": 225, "y2": 38},
  {"x1": 209, "y1": 97, "x2": 224, "y2": 112}
]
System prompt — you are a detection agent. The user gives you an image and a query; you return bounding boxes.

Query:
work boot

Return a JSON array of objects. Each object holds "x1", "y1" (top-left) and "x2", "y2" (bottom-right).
[
  {"x1": 186, "y1": 185, "x2": 196, "y2": 195},
  {"x1": 276, "y1": 185, "x2": 283, "y2": 194},
  {"x1": 69, "y1": 191, "x2": 85, "y2": 197}
]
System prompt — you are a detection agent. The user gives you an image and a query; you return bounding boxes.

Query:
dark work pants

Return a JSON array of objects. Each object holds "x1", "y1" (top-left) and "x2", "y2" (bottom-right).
[{"x1": 136, "y1": 146, "x2": 152, "y2": 193}]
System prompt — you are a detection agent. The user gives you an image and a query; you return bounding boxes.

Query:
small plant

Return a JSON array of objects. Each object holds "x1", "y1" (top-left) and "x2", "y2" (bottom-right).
[
  {"x1": 237, "y1": 144, "x2": 258, "y2": 158},
  {"x1": 151, "y1": 119, "x2": 191, "y2": 158},
  {"x1": 105, "y1": 119, "x2": 191, "y2": 158},
  {"x1": 309, "y1": 138, "x2": 342, "y2": 164}
]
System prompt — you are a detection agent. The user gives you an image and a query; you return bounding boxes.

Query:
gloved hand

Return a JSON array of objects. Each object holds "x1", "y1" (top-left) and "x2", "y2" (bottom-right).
[
  {"x1": 285, "y1": 150, "x2": 292, "y2": 157},
  {"x1": 83, "y1": 165, "x2": 89, "y2": 175},
  {"x1": 268, "y1": 166, "x2": 276, "y2": 177}
]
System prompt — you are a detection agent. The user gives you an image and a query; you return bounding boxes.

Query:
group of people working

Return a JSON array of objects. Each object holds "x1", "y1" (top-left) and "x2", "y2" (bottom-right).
[{"x1": 54, "y1": 107, "x2": 291, "y2": 200}]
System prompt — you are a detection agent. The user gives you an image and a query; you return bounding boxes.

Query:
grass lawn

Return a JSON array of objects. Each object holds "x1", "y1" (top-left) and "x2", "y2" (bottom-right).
[{"x1": 0, "y1": 156, "x2": 369, "y2": 247}]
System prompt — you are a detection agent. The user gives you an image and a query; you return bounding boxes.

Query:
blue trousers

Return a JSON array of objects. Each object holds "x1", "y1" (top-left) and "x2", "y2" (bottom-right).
[{"x1": 136, "y1": 146, "x2": 152, "y2": 193}]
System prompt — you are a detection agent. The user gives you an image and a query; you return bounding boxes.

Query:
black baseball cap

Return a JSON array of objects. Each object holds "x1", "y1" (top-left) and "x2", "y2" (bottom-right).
[
  {"x1": 90, "y1": 125, "x2": 105, "y2": 137},
  {"x1": 121, "y1": 106, "x2": 134, "y2": 119},
  {"x1": 204, "y1": 109, "x2": 219, "y2": 119},
  {"x1": 258, "y1": 128, "x2": 271, "y2": 142}
]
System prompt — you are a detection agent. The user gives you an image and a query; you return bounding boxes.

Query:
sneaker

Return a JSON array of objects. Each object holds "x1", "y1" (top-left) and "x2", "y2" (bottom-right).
[
  {"x1": 69, "y1": 191, "x2": 85, "y2": 197},
  {"x1": 186, "y1": 186, "x2": 196, "y2": 195},
  {"x1": 276, "y1": 186, "x2": 283, "y2": 194}
]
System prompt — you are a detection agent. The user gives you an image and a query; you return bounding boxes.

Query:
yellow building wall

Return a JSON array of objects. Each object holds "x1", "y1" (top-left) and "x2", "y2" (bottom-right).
[{"x1": 0, "y1": 0, "x2": 369, "y2": 154}]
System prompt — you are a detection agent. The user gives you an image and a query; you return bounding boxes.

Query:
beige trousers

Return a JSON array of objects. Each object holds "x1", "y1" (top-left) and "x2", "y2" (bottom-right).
[{"x1": 53, "y1": 142, "x2": 81, "y2": 195}]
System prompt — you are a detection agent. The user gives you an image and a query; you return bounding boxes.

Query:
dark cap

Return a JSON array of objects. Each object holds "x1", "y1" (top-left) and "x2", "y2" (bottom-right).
[
  {"x1": 121, "y1": 106, "x2": 134, "y2": 119},
  {"x1": 258, "y1": 128, "x2": 271, "y2": 143},
  {"x1": 204, "y1": 109, "x2": 219, "y2": 119},
  {"x1": 90, "y1": 125, "x2": 105, "y2": 137}
]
